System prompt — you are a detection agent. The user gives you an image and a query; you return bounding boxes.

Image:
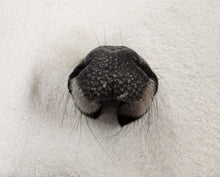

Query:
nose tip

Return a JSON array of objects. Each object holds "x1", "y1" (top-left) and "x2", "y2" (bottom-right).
[
  {"x1": 68, "y1": 45, "x2": 158, "y2": 126},
  {"x1": 74, "y1": 46, "x2": 149, "y2": 102}
]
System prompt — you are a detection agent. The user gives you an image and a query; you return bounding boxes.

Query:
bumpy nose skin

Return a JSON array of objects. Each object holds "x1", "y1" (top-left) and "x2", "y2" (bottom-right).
[
  {"x1": 68, "y1": 59, "x2": 91, "y2": 94},
  {"x1": 68, "y1": 46, "x2": 158, "y2": 126},
  {"x1": 133, "y1": 55, "x2": 158, "y2": 94}
]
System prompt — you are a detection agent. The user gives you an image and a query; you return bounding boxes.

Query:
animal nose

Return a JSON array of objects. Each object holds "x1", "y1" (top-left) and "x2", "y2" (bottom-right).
[{"x1": 68, "y1": 46, "x2": 158, "y2": 126}]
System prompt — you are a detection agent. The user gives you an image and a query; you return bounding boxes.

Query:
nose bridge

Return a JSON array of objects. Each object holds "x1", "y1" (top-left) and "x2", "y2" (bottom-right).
[
  {"x1": 89, "y1": 46, "x2": 136, "y2": 62},
  {"x1": 89, "y1": 46, "x2": 138, "y2": 76}
]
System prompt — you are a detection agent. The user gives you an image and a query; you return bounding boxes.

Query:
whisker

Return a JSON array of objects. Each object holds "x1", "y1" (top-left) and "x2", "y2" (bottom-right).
[
  {"x1": 119, "y1": 121, "x2": 134, "y2": 138},
  {"x1": 151, "y1": 67, "x2": 170, "y2": 70},
  {"x1": 90, "y1": 24, "x2": 101, "y2": 46},
  {"x1": 104, "y1": 29, "x2": 106, "y2": 45},
  {"x1": 158, "y1": 74, "x2": 179, "y2": 100},
  {"x1": 70, "y1": 111, "x2": 80, "y2": 135},
  {"x1": 119, "y1": 27, "x2": 123, "y2": 46},
  {"x1": 85, "y1": 117, "x2": 114, "y2": 162},
  {"x1": 154, "y1": 96, "x2": 159, "y2": 123},
  {"x1": 58, "y1": 87, "x2": 67, "y2": 108},
  {"x1": 112, "y1": 37, "x2": 116, "y2": 46},
  {"x1": 76, "y1": 117, "x2": 82, "y2": 160},
  {"x1": 101, "y1": 125, "x2": 123, "y2": 139},
  {"x1": 60, "y1": 94, "x2": 70, "y2": 127},
  {"x1": 146, "y1": 106, "x2": 152, "y2": 138}
]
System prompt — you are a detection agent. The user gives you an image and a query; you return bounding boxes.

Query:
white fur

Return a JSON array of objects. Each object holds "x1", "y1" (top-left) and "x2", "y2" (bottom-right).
[{"x1": 0, "y1": 0, "x2": 220, "y2": 177}]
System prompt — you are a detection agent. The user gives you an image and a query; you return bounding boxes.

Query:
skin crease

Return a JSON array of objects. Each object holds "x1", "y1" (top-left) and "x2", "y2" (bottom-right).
[{"x1": 0, "y1": 0, "x2": 220, "y2": 177}]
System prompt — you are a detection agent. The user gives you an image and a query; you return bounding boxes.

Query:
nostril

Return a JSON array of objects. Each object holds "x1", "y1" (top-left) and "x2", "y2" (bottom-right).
[{"x1": 68, "y1": 45, "x2": 158, "y2": 126}]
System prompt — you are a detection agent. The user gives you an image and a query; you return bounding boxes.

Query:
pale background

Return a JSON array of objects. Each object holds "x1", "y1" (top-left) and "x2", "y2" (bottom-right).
[{"x1": 0, "y1": 0, "x2": 219, "y2": 176}]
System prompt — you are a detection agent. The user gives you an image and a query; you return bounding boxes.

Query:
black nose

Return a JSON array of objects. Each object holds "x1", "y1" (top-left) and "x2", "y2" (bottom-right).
[{"x1": 68, "y1": 46, "x2": 158, "y2": 126}]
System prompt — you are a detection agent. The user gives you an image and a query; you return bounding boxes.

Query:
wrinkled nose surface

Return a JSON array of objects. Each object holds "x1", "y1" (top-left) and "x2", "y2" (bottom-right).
[{"x1": 68, "y1": 46, "x2": 158, "y2": 126}]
